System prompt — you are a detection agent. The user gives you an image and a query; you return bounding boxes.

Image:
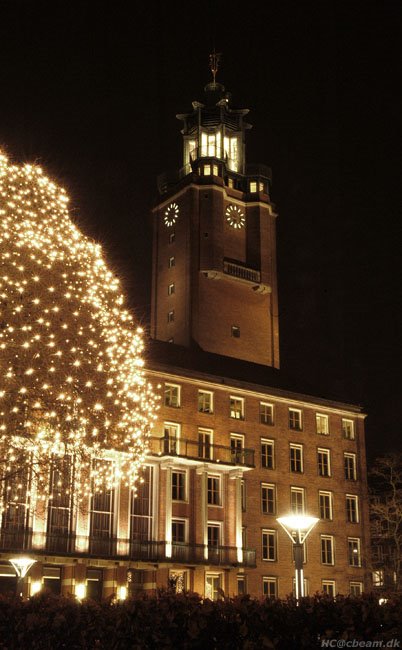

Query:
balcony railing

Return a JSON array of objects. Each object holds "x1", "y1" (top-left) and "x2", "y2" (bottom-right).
[
  {"x1": 0, "y1": 529, "x2": 256, "y2": 567},
  {"x1": 128, "y1": 540, "x2": 256, "y2": 567},
  {"x1": 223, "y1": 260, "x2": 261, "y2": 283},
  {"x1": 148, "y1": 436, "x2": 255, "y2": 468}
]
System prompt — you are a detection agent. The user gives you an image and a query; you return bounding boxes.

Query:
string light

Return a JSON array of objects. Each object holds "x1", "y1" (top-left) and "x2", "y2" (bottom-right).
[{"x1": 0, "y1": 152, "x2": 158, "y2": 510}]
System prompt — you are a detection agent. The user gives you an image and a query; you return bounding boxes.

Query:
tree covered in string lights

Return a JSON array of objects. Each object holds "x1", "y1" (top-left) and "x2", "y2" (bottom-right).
[{"x1": 0, "y1": 151, "x2": 157, "y2": 513}]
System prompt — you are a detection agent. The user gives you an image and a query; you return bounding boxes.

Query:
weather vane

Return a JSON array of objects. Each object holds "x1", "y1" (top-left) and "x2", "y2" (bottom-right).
[{"x1": 209, "y1": 50, "x2": 222, "y2": 84}]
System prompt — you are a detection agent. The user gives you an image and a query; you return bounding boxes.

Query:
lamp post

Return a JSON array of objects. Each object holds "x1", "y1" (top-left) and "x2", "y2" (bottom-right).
[
  {"x1": 277, "y1": 515, "x2": 319, "y2": 600},
  {"x1": 9, "y1": 557, "x2": 36, "y2": 598}
]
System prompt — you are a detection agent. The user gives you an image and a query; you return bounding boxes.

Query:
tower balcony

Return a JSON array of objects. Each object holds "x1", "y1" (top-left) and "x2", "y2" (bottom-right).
[
  {"x1": 223, "y1": 260, "x2": 261, "y2": 283},
  {"x1": 0, "y1": 529, "x2": 256, "y2": 568},
  {"x1": 148, "y1": 436, "x2": 255, "y2": 468},
  {"x1": 202, "y1": 260, "x2": 271, "y2": 295}
]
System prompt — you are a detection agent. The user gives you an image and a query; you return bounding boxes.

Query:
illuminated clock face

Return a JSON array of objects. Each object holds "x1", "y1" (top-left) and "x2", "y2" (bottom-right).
[
  {"x1": 164, "y1": 202, "x2": 179, "y2": 227},
  {"x1": 226, "y1": 204, "x2": 245, "y2": 229}
]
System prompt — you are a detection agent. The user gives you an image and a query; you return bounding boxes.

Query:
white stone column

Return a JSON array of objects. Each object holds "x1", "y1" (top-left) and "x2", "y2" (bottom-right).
[
  {"x1": 161, "y1": 461, "x2": 173, "y2": 558},
  {"x1": 230, "y1": 469, "x2": 243, "y2": 563},
  {"x1": 196, "y1": 465, "x2": 208, "y2": 560}
]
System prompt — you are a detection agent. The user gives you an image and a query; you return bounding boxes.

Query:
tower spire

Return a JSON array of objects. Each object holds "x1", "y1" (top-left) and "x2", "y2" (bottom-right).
[{"x1": 209, "y1": 50, "x2": 222, "y2": 85}]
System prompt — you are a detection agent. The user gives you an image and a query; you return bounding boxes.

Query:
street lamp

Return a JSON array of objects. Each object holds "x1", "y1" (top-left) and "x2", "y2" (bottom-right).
[
  {"x1": 277, "y1": 515, "x2": 319, "y2": 600},
  {"x1": 9, "y1": 557, "x2": 37, "y2": 598}
]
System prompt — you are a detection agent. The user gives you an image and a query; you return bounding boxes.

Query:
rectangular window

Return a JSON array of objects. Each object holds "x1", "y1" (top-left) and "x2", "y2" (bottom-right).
[
  {"x1": 172, "y1": 471, "x2": 186, "y2": 501},
  {"x1": 207, "y1": 523, "x2": 221, "y2": 549},
  {"x1": 261, "y1": 439, "x2": 275, "y2": 469},
  {"x1": 230, "y1": 433, "x2": 244, "y2": 464},
  {"x1": 207, "y1": 476, "x2": 221, "y2": 506},
  {"x1": 90, "y1": 460, "x2": 114, "y2": 555},
  {"x1": 260, "y1": 402, "x2": 274, "y2": 425},
  {"x1": 231, "y1": 325, "x2": 240, "y2": 338},
  {"x1": 1, "y1": 459, "x2": 30, "y2": 548},
  {"x1": 164, "y1": 383, "x2": 181, "y2": 408},
  {"x1": 228, "y1": 178, "x2": 234, "y2": 189},
  {"x1": 224, "y1": 135, "x2": 239, "y2": 172},
  {"x1": 169, "y1": 232, "x2": 175, "y2": 244},
  {"x1": 201, "y1": 131, "x2": 222, "y2": 158},
  {"x1": 316, "y1": 414, "x2": 329, "y2": 435},
  {"x1": 342, "y1": 419, "x2": 355, "y2": 440},
  {"x1": 169, "y1": 570, "x2": 187, "y2": 593},
  {"x1": 261, "y1": 484, "x2": 276, "y2": 515},
  {"x1": 205, "y1": 573, "x2": 222, "y2": 601},
  {"x1": 321, "y1": 535, "x2": 334, "y2": 565},
  {"x1": 163, "y1": 422, "x2": 180, "y2": 454},
  {"x1": 344, "y1": 453, "x2": 357, "y2": 480},
  {"x1": 198, "y1": 428, "x2": 213, "y2": 460},
  {"x1": 47, "y1": 455, "x2": 72, "y2": 551},
  {"x1": 168, "y1": 256, "x2": 175, "y2": 268},
  {"x1": 185, "y1": 138, "x2": 196, "y2": 165},
  {"x1": 230, "y1": 396, "x2": 244, "y2": 420},
  {"x1": 130, "y1": 466, "x2": 153, "y2": 543},
  {"x1": 171, "y1": 519, "x2": 186, "y2": 544},
  {"x1": 322, "y1": 580, "x2": 336, "y2": 597},
  {"x1": 290, "y1": 444, "x2": 303, "y2": 472},
  {"x1": 290, "y1": 487, "x2": 305, "y2": 515},
  {"x1": 250, "y1": 181, "x2": 257, "y2": 193},
  {"x1": 212, "y1": 164, "x2": 219, "y2": 176},
  {"x1": 262, "y1": 577, "x2": 277, "y2": 598},
  {"x1": 350, "y1": 582, "x2": 363, "y2": 596},
  {"x1": 237, "y1": 575, "x2": 246, "y2": 595},
  {"x1": 262, "y1": 530, "x2": 277, "y2": 561},
  {"x1": 43, "y1": 566, "x2": 62, "y2": 595},
  {"x1": 372, "y1": 545, "x2": 384, "y2": 562},
  {"x1": 319, "y1": 491, "x2": 333, "y2": 520},
  {"x1": 86, "y1": 568, "x2": 103, "y2": 602},
  {"x1": 348, "y1": 538, "x2": 361, "y2": 567},
  {"x1": 167, "y1": 310, "x2": 174, "y2": 323},
  {"x1": 203, "y1": 164, "x2": 211, "y2": 176},
  {"x1": 372, "y1": 570, "x2": 384, "y2": 587},
  {"x1": 259, "y1": 181, "x2": 265, "y2": 192},
  {"x1": 198, "y1": 390, "x2": 213, "y2": 414},
  {"x1": 289, "y1": 408, "x2": 302, "y2": 431},
  {"x1": 168, "y1": 283, "x2": 175, "y2": 295},
  {"x1": 346, "y1": 495, "x2": 359, "y2": 523},
  {"x1": 318, "y1": 448, "x2": 331, "y2": 477}
]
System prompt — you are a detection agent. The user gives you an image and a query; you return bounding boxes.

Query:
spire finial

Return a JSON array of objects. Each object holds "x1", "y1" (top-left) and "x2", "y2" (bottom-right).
[{"x1": 209, "y1": 50, "x2": 222, "y2": 84}]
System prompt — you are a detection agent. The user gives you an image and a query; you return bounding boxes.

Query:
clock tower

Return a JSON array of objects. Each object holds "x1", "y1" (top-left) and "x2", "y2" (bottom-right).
[{"x1": 151, "y1": 73, "x2": 280, "y2": 368}]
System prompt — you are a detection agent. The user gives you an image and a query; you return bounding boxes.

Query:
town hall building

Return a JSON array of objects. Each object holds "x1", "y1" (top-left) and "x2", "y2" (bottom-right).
[{"x1": 0, "y1": 71, "x2": 370, "y2": 600}]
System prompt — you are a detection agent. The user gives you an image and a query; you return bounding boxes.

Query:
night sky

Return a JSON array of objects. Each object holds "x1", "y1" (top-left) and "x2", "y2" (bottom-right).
[{"x1": 0, "y1": 2, "x2": 400, "y2": 460}]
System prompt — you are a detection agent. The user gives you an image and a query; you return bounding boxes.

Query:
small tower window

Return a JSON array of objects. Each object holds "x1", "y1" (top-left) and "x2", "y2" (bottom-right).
[
  {"x1": 250, "y1": 181, "x2": 257, "y2": 193},
  {"x1": 201, "y1": 131, "x2": 221, "y2": 158},
  {"x1": 203, "y1": 164, "x2": 211, "y2": 176},
  {"x1": 212, "y1": 164, "x2": 219, "y2": 176},
  {"x1": 168, "y1": 256, "x2": 175, "y2": 268},
  {"x1": 231, "y1": 325, "x2": 240, "y2": 338},
  {"x1": 168, "y1": 283, "x2": 175, "y2": 295},
  {"x1": 259, "y1": 181, "x2": 265, "y2": 192},
  {"x1": 169, "y1": 232, "x2": 175, "y2": 244},
  {"x1": 168, "y1": 310, "x2": 174, "y2": 323},
  {"x1": 185, "y1": 139, "x2": 196, "y2": 165},
  {"x1": 224, "y1": 136, "x2": 239, "y2": 172},
  {"x1": 228, "y1": 178, "x2": 234, "y2": 189}
]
